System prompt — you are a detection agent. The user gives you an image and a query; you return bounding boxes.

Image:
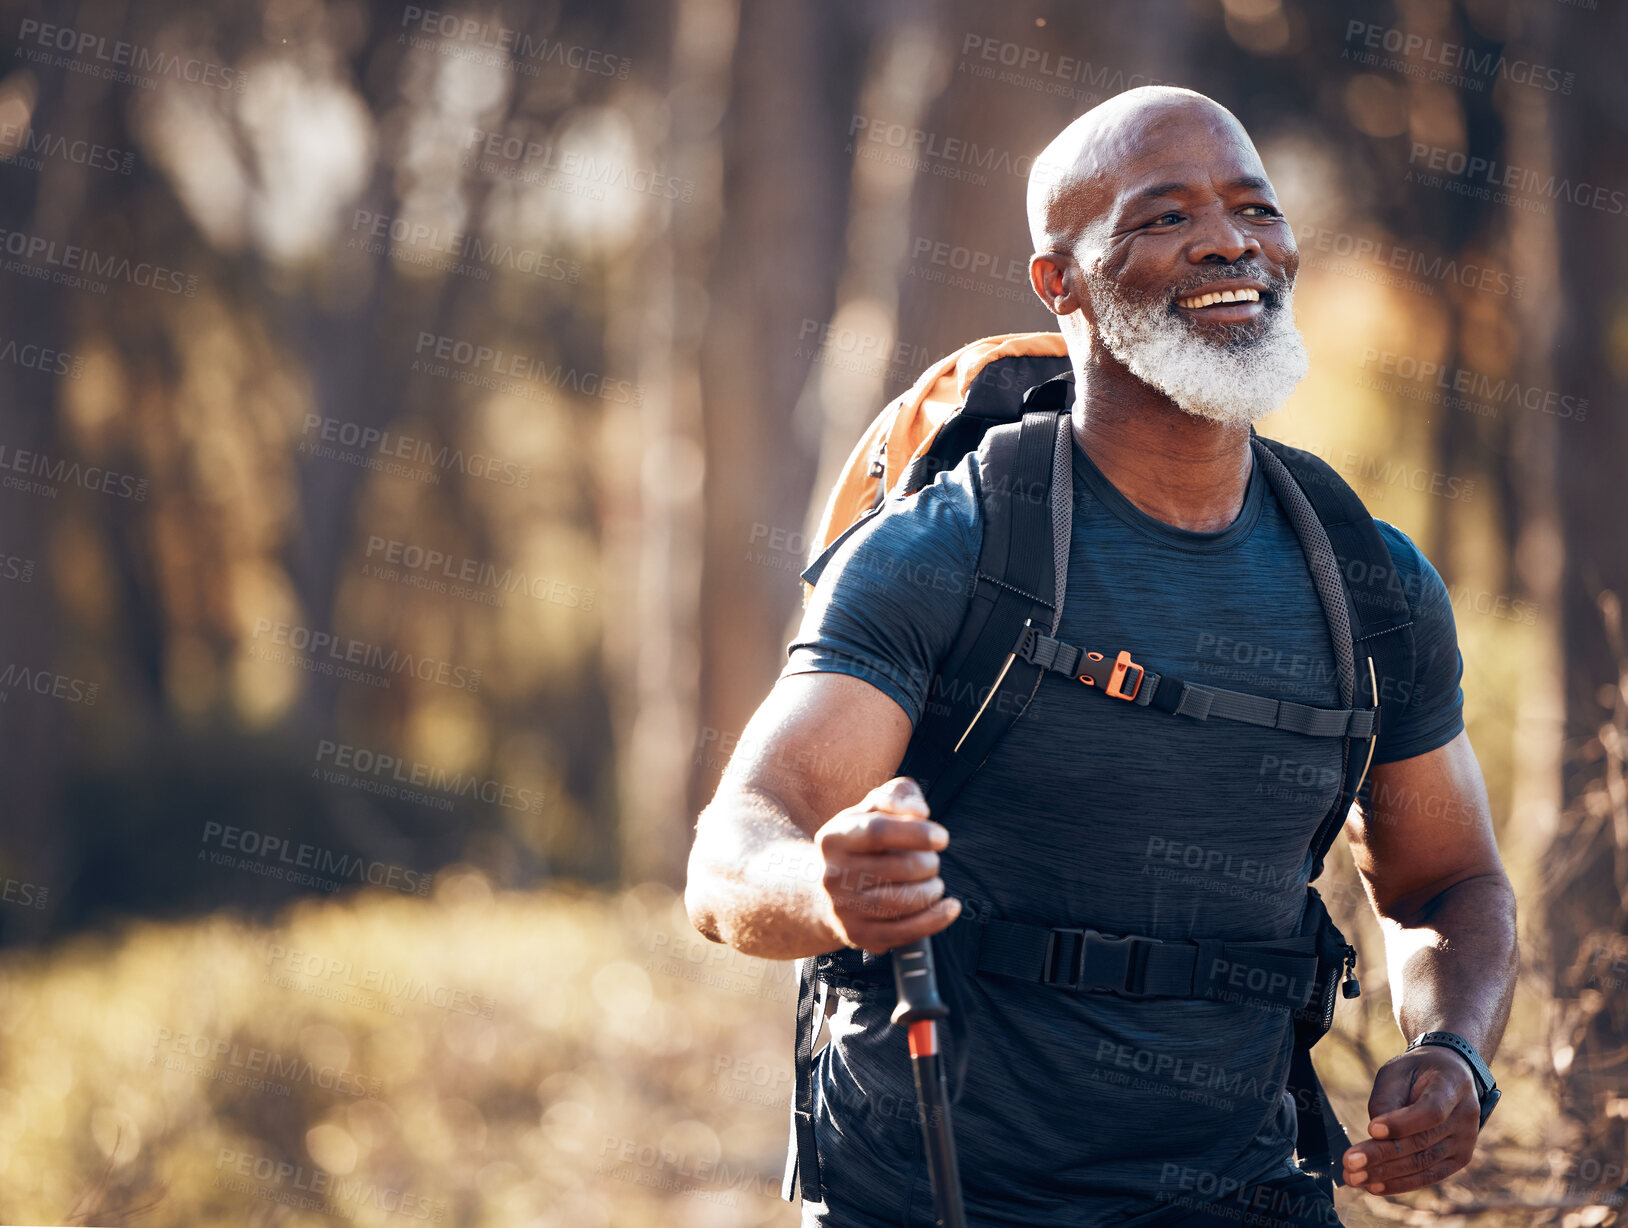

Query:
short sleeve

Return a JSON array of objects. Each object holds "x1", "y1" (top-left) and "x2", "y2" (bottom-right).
[
  {"x1": 780, "y1": 454, "x2": 983, "y2": 727},
  {"x1": 1370, "y1": 522, "x2": 1465, "y2": 764}
]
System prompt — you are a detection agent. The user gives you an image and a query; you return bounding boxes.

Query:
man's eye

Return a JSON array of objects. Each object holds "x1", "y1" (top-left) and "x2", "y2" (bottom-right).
[
  {"x1": 1243, "y1": 205, "x2": 1280, "y2": 218},
  {"x1": 1150, "y1": 212, "x2": 1183, "y2": 226}
]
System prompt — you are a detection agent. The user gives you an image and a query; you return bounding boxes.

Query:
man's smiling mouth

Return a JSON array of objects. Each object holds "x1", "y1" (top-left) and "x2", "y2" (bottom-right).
[
  {"x1": 1175, "y1": 287, "x2": 1262, "y2": 309},
  {"x1": 1168, "y1": 281, "x2": 1276, "y2": 325}
]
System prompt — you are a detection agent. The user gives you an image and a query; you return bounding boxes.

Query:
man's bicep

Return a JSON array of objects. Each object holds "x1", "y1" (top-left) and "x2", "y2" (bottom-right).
[
  {"x1": 705, "y1": 459, "x2": 977, "y2": 842},
  {"x1": 1346, "y1": 730, "x2": 1503, "y2": 921},
  {"x1": 718, "y1": 670, "x2": 916, "y2": 836},
  {"x1": 785, "y1": 462, "x2": 981, "y2": 728}
]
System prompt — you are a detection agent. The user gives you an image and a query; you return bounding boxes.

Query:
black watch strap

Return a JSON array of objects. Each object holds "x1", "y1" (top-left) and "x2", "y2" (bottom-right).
[{"x1": 1409, "y1": 1031, "x2": 1500, "y2": 1128}]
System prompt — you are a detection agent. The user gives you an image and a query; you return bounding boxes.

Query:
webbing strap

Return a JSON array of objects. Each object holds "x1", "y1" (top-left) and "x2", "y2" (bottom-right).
[
  {"x1": 1015, "y1": 629, "x2": 1378, "y2": 739},
  {"x1": 976, "y1": 920, "x2": 1318, "y2": 1011},
  {"x1": 1287, "y1": 1043, "x2": 1352, "y2": 1196},
  {"x1": 784, "y1": 959, "x2": 829, "y2": 1203}
]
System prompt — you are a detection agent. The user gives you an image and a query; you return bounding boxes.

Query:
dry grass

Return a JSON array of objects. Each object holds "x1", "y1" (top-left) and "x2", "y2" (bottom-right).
[
  {"x1": 0, "y1": 874, "x2": 793, "y2": 1228},
  {"x1": 0, "y1": 872, "x2": 1607, "y2": 1227}
]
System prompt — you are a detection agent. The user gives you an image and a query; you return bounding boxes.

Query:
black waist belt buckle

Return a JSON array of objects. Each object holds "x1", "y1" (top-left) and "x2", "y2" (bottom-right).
[{"x1": 1042, "y1": 928, "x2": 1161, "y2": 994}]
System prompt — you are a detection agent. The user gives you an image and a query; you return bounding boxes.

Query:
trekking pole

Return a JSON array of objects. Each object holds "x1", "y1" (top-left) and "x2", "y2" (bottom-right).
[{"x1": 892, "y1": 935, "x2": 967, "y2": 1228}]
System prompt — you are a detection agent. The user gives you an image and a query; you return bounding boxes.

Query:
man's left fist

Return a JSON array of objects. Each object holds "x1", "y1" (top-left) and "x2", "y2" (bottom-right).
[{"x1": 1342, "y1": 1046, "x2": 1483, "y2": 1195}]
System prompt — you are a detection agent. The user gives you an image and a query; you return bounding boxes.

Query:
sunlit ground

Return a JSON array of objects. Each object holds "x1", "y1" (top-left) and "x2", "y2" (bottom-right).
[
  {"x1": 0, "y1": 877, "x2": 789, "y2": 1228},
  {"x1": 0, "y1": 871, "x2": 1597, "y2": 1228}
]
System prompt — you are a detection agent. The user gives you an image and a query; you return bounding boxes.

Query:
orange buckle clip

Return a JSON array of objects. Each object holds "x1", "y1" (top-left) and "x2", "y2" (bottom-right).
[
  {"x1": 1106, "y1": 650, "x2": 1143, "y2": 701},
  {"x1": 1079, "y1": 649, "x2": 1144, "y2": 702}
]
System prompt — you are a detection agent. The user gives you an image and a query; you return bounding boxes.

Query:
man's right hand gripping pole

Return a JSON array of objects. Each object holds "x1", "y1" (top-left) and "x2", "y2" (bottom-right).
[{"x1": 812, "y1": 776, "x2": 960, "y2": 954}]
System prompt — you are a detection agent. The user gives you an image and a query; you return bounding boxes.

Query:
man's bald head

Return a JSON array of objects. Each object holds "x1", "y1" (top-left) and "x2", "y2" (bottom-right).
[
  {"x1": 1023, "y1": 88, "x2": 1306, "y2": 426},
  {"x1": 1026, "y1": 87, "x2": 1260, "y2": 256}
]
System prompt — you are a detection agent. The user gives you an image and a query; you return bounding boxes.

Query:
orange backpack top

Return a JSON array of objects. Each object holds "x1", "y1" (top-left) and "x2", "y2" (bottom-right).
[{"x1": 803, "y1": 331, "x2": 1070, "y2": 602}]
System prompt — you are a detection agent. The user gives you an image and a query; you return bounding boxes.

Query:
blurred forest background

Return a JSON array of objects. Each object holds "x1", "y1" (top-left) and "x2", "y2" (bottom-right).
[{"x1": 0, "y1": 0, "x2": 1623, "y2": 1224}]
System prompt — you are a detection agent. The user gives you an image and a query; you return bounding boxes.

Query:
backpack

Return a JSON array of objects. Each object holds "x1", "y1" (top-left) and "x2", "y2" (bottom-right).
[{"x1": 783, "y1": 331, "x2": 1417, "y2": 1210}]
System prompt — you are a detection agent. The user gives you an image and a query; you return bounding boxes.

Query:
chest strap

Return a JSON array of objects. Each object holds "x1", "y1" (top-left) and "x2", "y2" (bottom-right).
[
  {"x1": 976, "y1": 919, "x2": 1318, "y2": 1012},
  {"x1": 1016, "y1": 628, "x2": 1377, "y2": 740}
]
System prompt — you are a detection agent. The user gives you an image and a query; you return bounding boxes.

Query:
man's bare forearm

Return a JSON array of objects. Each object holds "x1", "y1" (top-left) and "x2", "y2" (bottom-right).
[
  {"x1": 1379, "y1": 871, "x2": 1518, "y2": 1057},
  {"x1": 686, "y1": 784, "x2": 844, "y2": 960}
]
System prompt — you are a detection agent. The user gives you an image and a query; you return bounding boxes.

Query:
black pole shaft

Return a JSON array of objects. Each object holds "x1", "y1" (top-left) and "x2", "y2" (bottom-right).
[
  {"x1": 908, "y1": 1020, "x2": 967, "y2": 1228},
  {"x1": 892, "y1": 937, "x2": 967, "y2": 1228}
]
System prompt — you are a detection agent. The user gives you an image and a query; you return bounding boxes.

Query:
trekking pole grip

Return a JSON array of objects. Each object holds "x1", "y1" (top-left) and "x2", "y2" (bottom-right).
[{"x1": 890, "y1": 936, "x2": 950, "y2": 1027}]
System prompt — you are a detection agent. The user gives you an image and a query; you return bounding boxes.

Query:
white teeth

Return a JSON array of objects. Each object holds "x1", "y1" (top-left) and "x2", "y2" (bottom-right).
[{"x1": 1178, "y1": 288, "x2": 1262, "y2": 308}]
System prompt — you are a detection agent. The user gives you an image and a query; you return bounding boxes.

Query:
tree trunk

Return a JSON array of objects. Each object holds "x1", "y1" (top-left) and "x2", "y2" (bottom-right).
[
  {"x1": 613, "y1": 0, "x2": 740, "y2": 886},
  {"x1": 1546, "y1": 5, "x2": 1628, "y2": 1211}
]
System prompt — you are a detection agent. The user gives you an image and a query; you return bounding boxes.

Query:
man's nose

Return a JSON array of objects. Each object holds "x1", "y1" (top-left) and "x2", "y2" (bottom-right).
[{"x1": 1188, "y1": 208, "x2": 1260, "y2": 265}]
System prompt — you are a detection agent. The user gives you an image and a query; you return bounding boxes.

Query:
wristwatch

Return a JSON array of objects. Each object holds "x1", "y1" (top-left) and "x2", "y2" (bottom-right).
[{"x1": 1409, "y1": 1031, "x2": 1501, "y2": 1128}]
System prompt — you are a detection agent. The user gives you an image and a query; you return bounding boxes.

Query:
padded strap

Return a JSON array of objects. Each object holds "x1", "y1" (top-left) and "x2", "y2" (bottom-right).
[
  {"x1": 1251, "y1": 435, "x2": 1405, "y2": 879},
  {"x1": 1048, "y1": 411, "x2": 1072, "y2": 636},
  {"x1": 900, "y1": 408, "x2": 1068, "y2": 809},
  {"x1": 976, "y1": 920, "x2": 1318, "y2": 1011},
  {"x1": 1257, "y1": 436, "x2": 1411, "y2": 642},
  {"x1": 1250, "y1": 439, "x2": 1355, "y2": 709},
  {"x1": 1009, "y1": 409, "x2": 1062, "y2": 614}
]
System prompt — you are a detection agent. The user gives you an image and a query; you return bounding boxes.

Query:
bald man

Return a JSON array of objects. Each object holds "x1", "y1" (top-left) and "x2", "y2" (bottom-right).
[{"x1": 687, "y1": 87, "x2": 1516, "y2": 1227}]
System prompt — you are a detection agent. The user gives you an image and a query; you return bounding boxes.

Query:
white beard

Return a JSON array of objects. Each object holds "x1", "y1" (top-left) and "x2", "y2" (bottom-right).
[{"x1": 1084, "y1": 271, "x2": 1309, "y2": 426}]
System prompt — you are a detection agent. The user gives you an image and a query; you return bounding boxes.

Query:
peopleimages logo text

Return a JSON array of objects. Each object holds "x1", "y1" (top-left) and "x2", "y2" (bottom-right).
[
  {"x1": 350, "y1": 210, "x2": 580, "y2": 282},
  {"x1": 315, "y1": 740, "x2": 546, "y2": 815},
  {"x1": 413, "y1": 332, "x2": 642, "y2": 404},
  {"x1": 0, "y1": 443, "x2": 146, "y2": 500},
  {"x1": 461, "y1": 130, "x2": 690, "y2": 203},
  {"x1": 1407, "y1": 143, "x2": 1627, "y2": 218},
  {"x1": 14, "y1": 19, "x2": 245, "y2": 91},
  {"x1": 0, "y1": 123, "x2": 135, "y2": 174},
  {"x1": 1343, "y1": 21, "x2": 1574, "y2": 94},
  {"x1": 300, "y1": 415, "x2": 529, "y2": 487},
  {"x1": 959, "y1": 34, "x2": 1177, "y2": 94},
  {"x1": 364, "y1": 536, "x2": 595, "y2": 609},
  {"x1": 151, "y1": 1028, "x2": 381, "y2": 1097},
  {"x1": 201, "y1": 821, "x2": 432, "y2": 895},
  {"x1": 0, "y1": 225, "x2": 196, "y2": 295},
  {"x1": 847, "y1": 116, "x2": 1034, "y2": 178},
  {"x1": 214, "y1": 1147, "x2": 447, "y2": 1220},
  {"x1": 400, "y1": 6, "x2": 629, "y2": 79},
  {"x1": 250, "y1": 619, "x2": 481, "y2": 692}
]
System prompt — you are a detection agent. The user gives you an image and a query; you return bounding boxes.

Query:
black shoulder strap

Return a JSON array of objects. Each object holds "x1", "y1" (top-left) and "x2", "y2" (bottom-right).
[
  {"x1": 1254, "y1": 435, "x2": 1417, "y2": 877},
  {"x1": 1256, "y1": 436, "x2": 1413, "y2": 642},
  {"x1": 1250, "y1": 436, "x2": 1420, "y2": 1195},
  {"x1": 898, "y1": 395, "x2": 1073, "y2": 816}
]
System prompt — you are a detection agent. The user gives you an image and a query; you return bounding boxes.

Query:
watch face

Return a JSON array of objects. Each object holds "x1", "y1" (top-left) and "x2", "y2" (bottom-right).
[{"x1": 1479, "y1": 1086, "x2": 1501, "y2": 1128}]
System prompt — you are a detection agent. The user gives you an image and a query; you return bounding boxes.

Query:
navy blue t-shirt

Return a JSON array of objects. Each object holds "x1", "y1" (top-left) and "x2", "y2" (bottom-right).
[{"x1": 780, "y1": 436, "x2": 1464, "y2": 1227}]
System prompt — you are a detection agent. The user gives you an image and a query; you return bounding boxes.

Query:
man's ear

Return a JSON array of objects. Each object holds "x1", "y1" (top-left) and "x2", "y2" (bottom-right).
[{"x1": 1029, "y1": 252, "x2": 1079, "y2": 317}]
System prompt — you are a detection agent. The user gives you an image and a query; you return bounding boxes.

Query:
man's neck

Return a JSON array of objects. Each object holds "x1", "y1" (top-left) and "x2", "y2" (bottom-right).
[{"x1": 1070, "y1": 372, "x2": 1255, "y2": 534}]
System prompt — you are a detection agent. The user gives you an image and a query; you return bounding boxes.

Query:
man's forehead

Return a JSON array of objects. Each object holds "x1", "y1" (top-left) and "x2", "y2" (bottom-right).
[
  {"x1": 1063, "y1": 141, "x2": 1272, "y2": 231},
  {"x1": 1027, "y1": 90, "x2": 1270, "y2": 246},
  {"x1": 1113, "y1": 160, "x2": 1275, "y2": 208}
]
